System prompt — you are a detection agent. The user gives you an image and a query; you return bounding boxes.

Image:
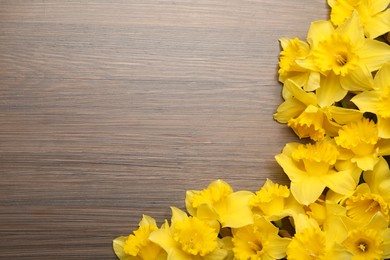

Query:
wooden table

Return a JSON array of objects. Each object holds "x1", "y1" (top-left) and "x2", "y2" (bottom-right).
[{"x1": 0, "y1": 1, "x2": 328, "y2": 258}]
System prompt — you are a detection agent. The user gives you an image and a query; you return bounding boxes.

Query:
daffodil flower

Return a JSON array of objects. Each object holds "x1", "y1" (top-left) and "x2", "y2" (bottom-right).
[
  {"x1": 352, "y1": 62, "x2": 390, "y2": 138},
  {"x1": 275, "y1": 140, "x2": 361, "y2": 205},
  {"x1": 278, "y1": 37, "x2": 320, "y2": 91},
  {"x1": 185, "y1": 180, "x2": 254, "y2": 228},
  {"x1": 231, "y1": 215, "x2": 291, "y2": 260},
  {"x1": 286, "y1": 214, "x2": 352, "y2": 259},
  {"x1": 328, "y1": 0, "x2": 390, "y2": 39},
  {"x1": 299, "y1": 11, "x2": 390, "y2": 94},
  {"x1": 113, "y1": 215, "x2": 167, "y2": 260},
  {"x1": 274, "y1": 79, "x2": 363, "y2": 141},
  {"x1": 341, "y1": 212, "x2": 390, "y2": 259},
  {"x1": 249, "y1": 178, "x2": 304, "y2": 221},
  {"x1": 149, "y1": 207, "x2": 228, "y2": 260}
]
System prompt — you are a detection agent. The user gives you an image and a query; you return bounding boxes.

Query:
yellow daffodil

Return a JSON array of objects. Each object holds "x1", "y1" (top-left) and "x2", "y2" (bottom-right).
[
  {"x1": 232, "y1": 215, "x2": 291, "y2": 260},
  {"x1": 149, "y1": 207, "x2": 228, "y2": 260},
  {"x1": 185, "y1": 179, "x2": 254, "y2": 228},
  {"x1": 298, "y1": 12, "x2": 390, "y2": 95},
  {"x1": 341, "y1": 213, "x2": 390, "y2": 259},
  {"x1": 274, "y1": 79, "x2": 362, "y2": 141},
  {"x1": 249, "y1": 178, "x2": 304, "y2": 221},
  {"x1": 335, "y1": 117, "x2": 381, "y2": 171},
  {"x1": 328, "y1": 0, "x2": 390, "y2": 38},
  {"x1": 275, "y1": 140, "x2": 361, "y2": 205},
  {"x1": 352, "y1": 62, "x2": 390, "y2": 138},
  {"x1": 286, "y1": 214, "x2": 352, "y2": 259},
  {"x1": 344, "y1": 183, "x2": 389, "y2": 224},
  {"x1": 278, "y1": 37, "x2": 320, "y2": 91},
  {"x1": 113, "y1": 215, "x2": 167, "y2": 260}
]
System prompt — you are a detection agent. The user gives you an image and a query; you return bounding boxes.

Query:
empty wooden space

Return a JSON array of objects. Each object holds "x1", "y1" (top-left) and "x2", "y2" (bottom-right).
[{"x1": 0, "y1": 1, "x2": 328, "y2": 259}]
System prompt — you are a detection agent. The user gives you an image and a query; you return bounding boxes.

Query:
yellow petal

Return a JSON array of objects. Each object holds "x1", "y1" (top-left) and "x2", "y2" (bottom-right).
[
  {"x1": 378, "y1": 117, "x2": 390, "y2": 138},
  {"x1": 321, "y1": 168, "x2": 360, "y2": 194},
  {"x1": 203, "y1": 248, "x2": 229, "y2": 260},
  {"x1": 378, "y1": 139, "x2": 390, "y2": 156},
  {"x1": 368, "y1": 0, "x2": 390, "y2": 15},
  {"x1": 339, "y1": 64, "x2": 374, "y2": 91},
  {"x1": 218, "y1": 191, "x2": 254, "y2": 228},
  {"x1": 325, "y1": 106, "x2": 363, "y2": 125},
  {"x1": 374, "y1": 62, "x2": 390, "y2": 91},
  {"x1": 359, "y1": 39, "x2": 390, "y2": 72},
  {"x1": 317, "y1": 72, "x2": 347, "y2": 107},
  {"x1": 273, "y1": 98, "x2": 306, "y2": 123},
  {"x1": 351, "y1": 90, "x2": 381, "y2": 113},
  {"x1": 363, "y1": 157, "x2": 390, "y2": 191},
  {"x1": 335, "y1": 11, "x2": 365, "y2": 47},
  {"x1": 275, "y1": 153, "x2": 306, "y2": 183},
  {"x1": 284, "y1": 79, "x2": 317, "y2": 106},
  {"x1": 364, "y1": 9, "x2": 390, "y2": 39},
  {"x1": 291, "y1": 177, "x2": 326, "y2": 205},
  {"x1": 171, "y1": 207, "x2": 188, "y2": 223},
  {"x1": 113, "y1": 236, "x2": 132, "y2": 260},
  {"x1": 307, "y1": 20, "x2": 335, "y2": 47},
  {"x1": 149, "y1": 222, "x2": 178, "y2": 256}
]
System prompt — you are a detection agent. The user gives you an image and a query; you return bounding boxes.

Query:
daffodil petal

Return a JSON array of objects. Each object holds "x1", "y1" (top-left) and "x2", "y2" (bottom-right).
[
  {"x1": 339, "y1": 64, "x2": 374, "y2": 91},
  {"x1": 219, "y1": 191, "x2": 254, "y2": 228},
  {"x1": 317, "y1": 72, "x2": 347, "y2": 107},
  {"x1": 171, "y1": 207, "x2": 188, "y2": 223},
  {"x1": 364, "y1": 9, "x2": 390, "y2": 39},
  {"x1": 203, "y1": 248, "x2": 228, "y2": 260},
  {"x1": 291, "y1": 177, "x2": 326, "y2": 205},
  {"x1": 350, "y1": 90, "x2": 380, "y2": 113},
  {"x1": 321, "y1": 168, "x2": 360, "y2": 194},
  {"x1": 275, "y1": 153, "x2": 306, "y2": 183},
  {"x1": 335, "y1": 11, "x2": 364, "y2": 46},
  {"x1": 378, "y1": 139, "x2": 390, "y2": 156},
  {"x1": 274, "y1": 98, "x2": 306, "y2": 123},
  {"x1": 363, "y1": 157, "x2": 390, "y2": 191},
  {"x1": 307, "y1": 20, "x2": 335, "y2": 47},
  {"x1": 113, "y1": 236, "x2": 132, "y2": 260},
  {"x1": 359, "y1": 39, "x2": 390, "y2": 72},
  {"x1": 325, "y1": 106, "x2": 363, "y2": 124},
  {"x1": 149, "y1": 223, "x2": 178, "y2": 255},
  {"x1": 378, "y1": 117, "x2": 390, "y2": 139},
  {"x1": 374, "y1": 62, "x2": 390, "y2": 90},
  {"x1": 368, "y1": 0, "x2": 390, "y2": 15},
  {"x1": 284, "y1": 79, "x2": 317, "y2": 106}
]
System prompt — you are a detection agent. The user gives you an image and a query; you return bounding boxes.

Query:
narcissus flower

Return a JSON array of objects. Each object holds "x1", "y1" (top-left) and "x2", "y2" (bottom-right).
[
  {"x1": 275, "y1": 141, "x2": 360, "y2": 205},
  {"x1": 185, "y1": 179, "x2": 254, "y2": 228},
  {"x1": 299, "y1": 12, "x2": 390, "y2": 94},
  {"x1": 274, "y1": 79, "x2": 362, "y2": 141},
  {"x1": 278, "y1": 37, "x2": 320, "y2": 91},
  {"x1": 232, "y1": 215, "x2": 291, "y2": 260},
  {"x1": 341, "y1": 213, "x2": 390, "y2": 259},
  {"x1": 113, "y1": 215, "x2": 167, "y2": 260},
  {"x1": 328, "y1": 0, "x2": 390, "y2": 38},
  {"x1": 352, "y1": 62, "x2": 390, "y2": 138},
  {"x1": 335, "y1": 117, "x2": 380, "y2": 170},
  {"x1": 249, "y1": 178, "x2": 304, "y2": 221},
  {"x1": 286, "y1": 214, "x2": 352, "y2": 259},
  {"x1": 149, "y1": 207, "x2": 228, "y2": 260}
]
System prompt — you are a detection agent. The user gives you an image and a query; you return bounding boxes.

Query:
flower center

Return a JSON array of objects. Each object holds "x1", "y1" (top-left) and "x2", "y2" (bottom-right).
[
  {"x1": 191, "y1": 180, "x2": 233, "y2": 208},
  {"x1": 345, "y1": 192, "x2": 389, "y2": 223},
  {"x1": 286, "y1": 228, "x2": 327, "y2": 260},
  {"x1": 335, "y1": 117, "x2": 378, "y2": 156},
  {"x1": 173, "y1": 217, "x2": 218, "y2": 256},
  {"x1": 313, "y1": 34, "x2": 358, "y2": 76},
  {"x1": 343, "y1": 229, "x2": 383, "y2": 259},
  {"x1": 292, "y1": 141, "x2": 339, "y2": 176}
]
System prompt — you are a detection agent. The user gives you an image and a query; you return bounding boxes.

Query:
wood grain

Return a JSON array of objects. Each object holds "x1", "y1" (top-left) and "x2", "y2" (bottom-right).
[{"x1": 0, "y1": 1, "x2": 328, "y2": 259}]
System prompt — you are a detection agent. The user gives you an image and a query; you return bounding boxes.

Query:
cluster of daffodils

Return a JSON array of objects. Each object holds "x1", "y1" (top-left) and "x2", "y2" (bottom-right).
[{"x1": 113, "y1": 1, "x2": 390, "y2": 259}]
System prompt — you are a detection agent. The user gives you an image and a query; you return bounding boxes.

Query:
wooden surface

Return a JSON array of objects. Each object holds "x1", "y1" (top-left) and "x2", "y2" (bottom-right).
[{"x1": 0, "y1": 1, "x2": 328, "y2": 259}]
